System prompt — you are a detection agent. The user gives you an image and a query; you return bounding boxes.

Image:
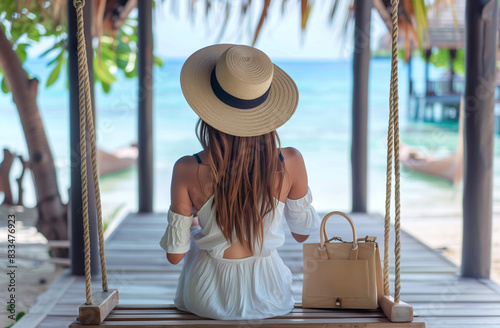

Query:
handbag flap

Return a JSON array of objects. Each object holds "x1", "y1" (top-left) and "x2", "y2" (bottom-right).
[{"x1": 306, "y1": 259, "x2": 370, "y2": 298}]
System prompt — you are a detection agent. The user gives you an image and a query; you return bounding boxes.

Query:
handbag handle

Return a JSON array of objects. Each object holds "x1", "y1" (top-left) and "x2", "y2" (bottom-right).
[{"x1": 319, "y1": 211, "x2": 358, "y2": 250}]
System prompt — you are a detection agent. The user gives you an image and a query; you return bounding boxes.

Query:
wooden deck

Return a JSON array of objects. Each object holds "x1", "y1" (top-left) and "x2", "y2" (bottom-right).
[{"x1": 13, "y1": 212, "x2": 500, "y2": 327}]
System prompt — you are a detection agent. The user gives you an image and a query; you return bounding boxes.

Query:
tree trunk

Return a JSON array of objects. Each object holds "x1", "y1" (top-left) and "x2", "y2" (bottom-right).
[
  {"x1": 0, "y1": 26, "x2": 68, "y2": 247},
  {"x1": 0, "y1": 149, "x2": 14, "y2": 205}
]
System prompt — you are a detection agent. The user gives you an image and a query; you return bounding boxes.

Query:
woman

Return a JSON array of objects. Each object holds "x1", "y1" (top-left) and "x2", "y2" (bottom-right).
[{"x1": 159, "y1": 44, "x2": 321, "y2": 320}]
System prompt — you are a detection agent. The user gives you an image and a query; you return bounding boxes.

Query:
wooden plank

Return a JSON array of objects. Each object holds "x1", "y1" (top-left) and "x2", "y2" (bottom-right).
[
  {"x1": 69, "y1": 318, "x2": 427, "y2": 327},
  {"x1": 379, "y1": 295, "x2": 414, "y2": 322},
  {"x1": 110, "y1": 307, "x2": 386, "y2": 314},
  {"x1": 78, "y1": 289, "x2": 120, "y2": 324},
  {"x1": 104, "y1": 313, "x2": 389, "y2": 320},
  {"x1": 12, "y1": 270, "x2": 75, "y2": 328}
]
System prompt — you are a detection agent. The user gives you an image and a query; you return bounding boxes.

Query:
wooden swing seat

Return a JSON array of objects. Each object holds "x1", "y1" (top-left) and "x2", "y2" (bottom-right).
[{"x1": 69, "y1": 303, "x2": 426, "y2": 328}]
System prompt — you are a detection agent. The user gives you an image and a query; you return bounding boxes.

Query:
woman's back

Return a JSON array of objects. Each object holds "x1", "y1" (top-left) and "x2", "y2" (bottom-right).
[
  {"x1": 170, "y1": 147, "x2": 310, "y2": 259},
  {"x1": 160, "y1": 147, "x2": 321, "y2": 320}
]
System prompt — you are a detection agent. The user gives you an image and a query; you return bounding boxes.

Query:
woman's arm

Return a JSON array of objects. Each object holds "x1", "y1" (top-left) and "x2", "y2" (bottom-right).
[
  {"x1": 282, "y1": 147, "x2": 311, "y2": 243},
  {"x1": 166, "y1": 157, "x2": 195, "y2": 264}
]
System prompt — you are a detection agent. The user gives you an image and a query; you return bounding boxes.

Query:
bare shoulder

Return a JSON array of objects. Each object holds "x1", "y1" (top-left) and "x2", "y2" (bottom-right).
[
  {"x1": 172, "y1": 155, "x2": 198, "y2": 180},
  {"x1": 281, "y1": 147, "x2": 308, "y2": 199},
  {"x1": 281, "y1": 147, "x2": 305, "y2": 167}
]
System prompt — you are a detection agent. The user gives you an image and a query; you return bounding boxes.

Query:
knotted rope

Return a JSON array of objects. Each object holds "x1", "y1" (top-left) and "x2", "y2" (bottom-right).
[
  {"x1": 383, "y1": 0, "x2": 401, "y2": 303},
  {"x1": 74, "y1": 0, "x2": 108, "y2": 305}
]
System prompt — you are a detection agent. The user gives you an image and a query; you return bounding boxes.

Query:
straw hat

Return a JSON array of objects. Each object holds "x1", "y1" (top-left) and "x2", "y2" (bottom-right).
[{"x1": 180, "y1": 44, "x2": 299, "y2": 137}]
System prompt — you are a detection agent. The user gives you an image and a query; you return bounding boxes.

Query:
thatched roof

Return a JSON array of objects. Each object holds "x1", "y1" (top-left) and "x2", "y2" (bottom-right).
[
  {"x1": 376, "y1": 0, "x2": 469, "y2": 51},
  {"x1": 423, "y1": 0, "x2": 465, "y2": 49}
]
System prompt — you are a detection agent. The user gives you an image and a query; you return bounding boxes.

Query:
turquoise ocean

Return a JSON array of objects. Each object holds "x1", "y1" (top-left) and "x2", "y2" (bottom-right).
[{"x1": 1, "y1": 57, "x2": 499, "y2": 221}]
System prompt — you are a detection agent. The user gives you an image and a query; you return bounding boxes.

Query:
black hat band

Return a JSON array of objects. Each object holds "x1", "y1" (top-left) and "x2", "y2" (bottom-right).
[{"x1": 210, "y1": 68, "x2": 271, "y2": 110}]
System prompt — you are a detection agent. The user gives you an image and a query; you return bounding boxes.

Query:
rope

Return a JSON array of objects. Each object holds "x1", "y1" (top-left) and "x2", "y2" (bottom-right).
[
  {"x1": 74, "y1": 0, "x2": 109, "y2": 304},
  {"x1": 383, "y1": 0, "x2": 401, "y2": 303},
  {"x1": 391, "y1": 0, "x2": 401, "y2": 303}
]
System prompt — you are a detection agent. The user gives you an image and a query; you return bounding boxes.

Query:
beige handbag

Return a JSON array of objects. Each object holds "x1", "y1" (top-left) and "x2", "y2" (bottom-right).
[{"x1": 302, "y1": 211, "x2": 383, "y2": 309}]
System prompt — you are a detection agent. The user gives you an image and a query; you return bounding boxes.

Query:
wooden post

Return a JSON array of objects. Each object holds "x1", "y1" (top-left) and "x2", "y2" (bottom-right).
[
  {"x1": 424, "y1": 49, "x2": 431, "y2": 95},
  {"x1": 138, "y1": 0, "x2": 154, "y2": 213},
  {"x1": 351, "y1": 0, "x2": 372, "y2": 213},
  {"x1": 68, "y1": 0, "x2": 100, "y2": 275},
  {"x1": 408, "y1": 55, "x2": 416, "y2": 119},
  {"x1": 449, "y1": 49, "x2": 456, "y2": 94},
  {"x1": 408, "y1": 55, "x2": 412, "y2": 96},
  {"x1": 461, "y1": 0, "x2": 498, "y2": 279}
]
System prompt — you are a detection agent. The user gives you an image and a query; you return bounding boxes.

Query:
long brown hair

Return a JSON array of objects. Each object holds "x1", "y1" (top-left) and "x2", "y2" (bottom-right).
[{"x1": 196, "y1": 119, "x2": 285, "y2": 253}]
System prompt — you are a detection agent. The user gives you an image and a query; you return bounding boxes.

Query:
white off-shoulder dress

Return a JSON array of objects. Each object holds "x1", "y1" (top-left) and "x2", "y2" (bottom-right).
[{"x1": 159, "y1": 187, "x2": 321, "y2": 320}]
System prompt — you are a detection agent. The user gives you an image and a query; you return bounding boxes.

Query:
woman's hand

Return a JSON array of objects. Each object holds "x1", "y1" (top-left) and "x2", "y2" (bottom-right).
[
  {"x1": 292, "y1": 232, "x2": 309, "y2": 243},
  {"x1": 167, "y1": 253, "x2": 185, "y2": 265}
]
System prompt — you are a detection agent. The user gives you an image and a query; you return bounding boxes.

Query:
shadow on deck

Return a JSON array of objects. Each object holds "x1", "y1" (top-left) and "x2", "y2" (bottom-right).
[{"x1": 13, "y1": 212, "x2": 500, "y2": 328}]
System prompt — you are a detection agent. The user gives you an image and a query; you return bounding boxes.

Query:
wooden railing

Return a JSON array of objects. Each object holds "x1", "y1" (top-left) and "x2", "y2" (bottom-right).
[{"x1": 410, "y1": 79, "x2": 465, "y2": 97}]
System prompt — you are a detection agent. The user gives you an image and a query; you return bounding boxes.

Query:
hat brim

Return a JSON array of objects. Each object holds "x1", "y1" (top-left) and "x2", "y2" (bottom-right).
[{"x1": 180, "y1": 44, "x2": 298, "y2": 137}]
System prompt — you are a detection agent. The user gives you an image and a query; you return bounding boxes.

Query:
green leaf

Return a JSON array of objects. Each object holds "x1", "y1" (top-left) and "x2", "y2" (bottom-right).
[
  {"x1": 48, "y1": 48, "x2": 64, "y2": 66},
  {"x1": 452, "y1": 49, "x2": 465, "y2": 75},
  {"x1": 100, "y1": 46, "x2": 115, "y2": 62},
  {"x1": 1, "y1": 76, "x2": 10, "y2": 93},
  {"x1": 124, "y1": 63, "x2": 137, "y2": 78},
  {"x1": 101, "y1": 81, "x2": 111, "y2": 93},
  {"x1": 15, "y1": 312, "x2": 26, "y2": 321},
  {"x1": 27, "y1": 24, "x2": 41, "y2": 41},
  {"x1": 10, "y1": 18, "x2": 31, "y2": 44},
  {"x1": 15, "y1": 43, "x2": 29, "y2": 63},
  {"x1": 429, "y1": 48, "x2": 450, "y2": 68},
  {"x1": 116, "y1": 55, "x2": 128, "y2": 70},
  {"x1": 116, "y1": 40, "x2": 131, "y2": 54},
  {"x1": 398, "y1": 49, "x2": 405, "y2": 60},
  {"x1": 153, "y1": 55, "x2": 164, "y2": 67},
  {"x1": 46, "y1": 55, "x2": 63, "y2": 87},
  {"x1": 40, "y1": 44, "x2": 60, "y2": 58},
  {"x1": 411, "y1": 0, "x2": 428, "y2": 50},
  {"x1": 94, "y1": 55, "x2": 116, "y2": 85}
]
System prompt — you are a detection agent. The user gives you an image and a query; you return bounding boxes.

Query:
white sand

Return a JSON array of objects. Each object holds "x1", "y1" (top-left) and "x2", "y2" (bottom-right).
[{"x1": 0, "y1": 206, "x2": 66, "y2": 327}]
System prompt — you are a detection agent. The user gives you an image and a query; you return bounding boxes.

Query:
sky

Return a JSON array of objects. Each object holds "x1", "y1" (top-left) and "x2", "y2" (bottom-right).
[
  {"x1": 150, "y1": 1, "x2": 388, "y2": 60},
  {"x1": 25, "y1": 1, "x2": 389, "y2": 61}
]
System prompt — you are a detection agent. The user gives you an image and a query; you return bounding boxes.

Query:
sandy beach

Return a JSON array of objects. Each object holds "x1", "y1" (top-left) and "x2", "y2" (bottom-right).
[{"x1": 0, "y1": 206, "x2": 65, "y2": 328}]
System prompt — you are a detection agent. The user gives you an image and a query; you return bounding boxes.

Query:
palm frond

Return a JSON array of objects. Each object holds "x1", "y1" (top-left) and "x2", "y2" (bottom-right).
[
  {"x1": 411, "y1": 0, "x2": 428, "y2": 48},
  {"x1": 329, "y1": 0, "x2": 340, "y2": 24},
  {"x1": 301, "y1": 0, "x2": 312, "y2": 30},
  {"x1": 252, "y1": 0, "x2": 271, "y2": 46}
]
